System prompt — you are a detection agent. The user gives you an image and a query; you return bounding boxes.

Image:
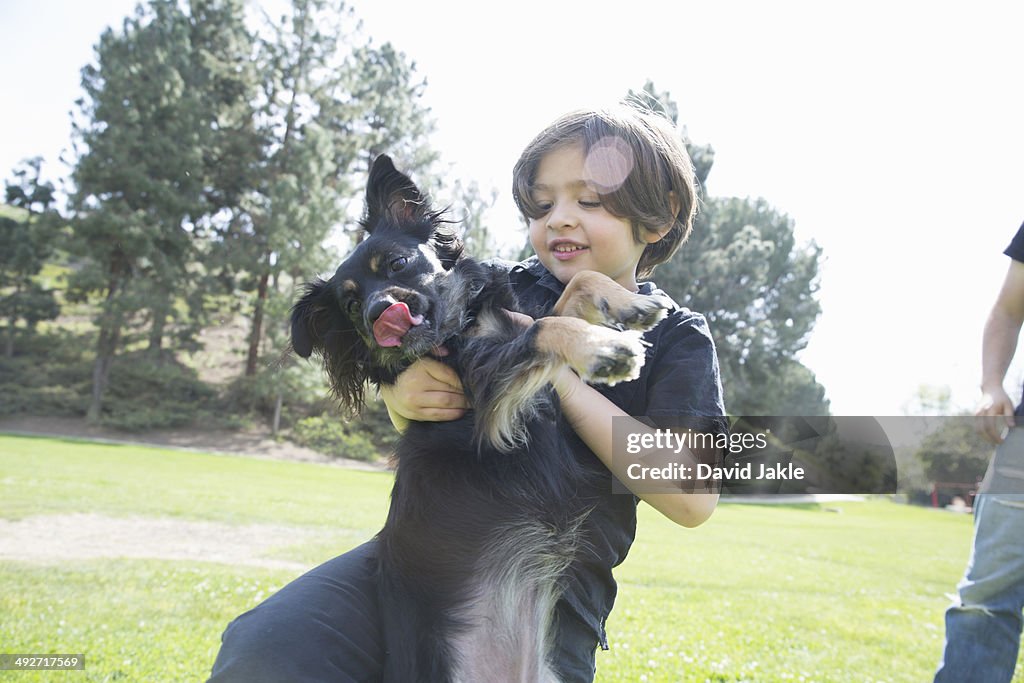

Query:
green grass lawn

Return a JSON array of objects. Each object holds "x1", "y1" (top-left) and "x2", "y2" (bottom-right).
[{"x1": 0, "y1": 433, "x2": 1018, "y2": 682}]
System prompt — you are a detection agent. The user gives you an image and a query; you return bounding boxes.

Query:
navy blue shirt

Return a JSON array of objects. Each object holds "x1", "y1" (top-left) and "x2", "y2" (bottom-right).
[
  {"x1": 1004, "y1": 221, "x2": 1024, "y2": 262},
  {"x1": 503, "y1": 257, "x2": 728, "y2": 648}
]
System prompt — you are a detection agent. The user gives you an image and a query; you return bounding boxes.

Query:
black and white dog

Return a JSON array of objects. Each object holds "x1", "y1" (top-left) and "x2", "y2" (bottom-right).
[{"x1": 291, "y1": 155, "x2": 668, "y2": 682}]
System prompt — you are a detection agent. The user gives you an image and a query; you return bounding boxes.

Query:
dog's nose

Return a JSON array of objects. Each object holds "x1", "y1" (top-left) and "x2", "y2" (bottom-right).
[{"x1": 366, "y1": 296, "x2": 398, "y2": 324}]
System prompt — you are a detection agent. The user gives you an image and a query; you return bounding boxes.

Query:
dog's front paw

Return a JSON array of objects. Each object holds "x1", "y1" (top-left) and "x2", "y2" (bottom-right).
[
  {"x1": 570, "y1": 328, "x2": 648, "y2": 386},
  {"x1": 555, "y1": 271, "x2": 672, "y2": 332},
  {"x1": 607, "y1": 294, "x2": 671, "y2": 332}
]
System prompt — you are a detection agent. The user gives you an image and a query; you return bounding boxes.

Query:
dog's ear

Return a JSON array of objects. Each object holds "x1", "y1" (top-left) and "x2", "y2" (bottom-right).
[
  {"x1": 290, "y1": 278, "x2": 335, "y2": 359},
  {"x1": 291, "y1": 279, "x2": 372, "y2": 414},
  {"x1": 363, "y1": 154, "x2": 430, "y2": 230},
  {"x1": 363, "y1": 154, "x2": 464, "y2": 268}
]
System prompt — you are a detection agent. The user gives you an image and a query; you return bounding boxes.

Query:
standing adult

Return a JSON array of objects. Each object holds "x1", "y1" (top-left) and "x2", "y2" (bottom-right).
[{"x1": 935, "y1": 221, "x2": 1024, "y2": 682}]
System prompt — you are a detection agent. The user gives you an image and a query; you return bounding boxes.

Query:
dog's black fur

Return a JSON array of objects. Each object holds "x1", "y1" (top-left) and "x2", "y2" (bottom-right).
[{"x1": 291, "y1": 155, "x2": 664, "y2": 682}]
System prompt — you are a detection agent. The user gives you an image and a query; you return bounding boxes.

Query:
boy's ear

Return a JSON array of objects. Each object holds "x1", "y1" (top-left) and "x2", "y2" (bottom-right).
[
  {"x1": 642, "y1": 190, "x2": 681, "y2": 244},
  {"x1": 642, "y1": 226, "x2": 670, "y2": 244},
  {"x1": 363, "y1": 154, "x2": 430, "y2": 230},
  {"x1": 668, "y1": 191, "x2": 681, "y2": 219}
]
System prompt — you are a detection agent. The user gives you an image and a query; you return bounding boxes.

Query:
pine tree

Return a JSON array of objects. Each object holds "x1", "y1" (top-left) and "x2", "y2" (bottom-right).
[
  {"x1": 68, "y1": 0, "x2": 251, "y2": 417},
  {"x1": 628, "y1": 81, "x2": 828, "y2": 416},
  {"x1": 1, "y1": 158, "x2": 61, "y2": 357},
  {"x1": 230, "y1": 1, "x2": 442, "y2": 376}
]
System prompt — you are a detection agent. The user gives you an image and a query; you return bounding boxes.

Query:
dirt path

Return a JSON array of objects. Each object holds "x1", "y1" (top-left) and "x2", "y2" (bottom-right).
[{"x1": 0, "y1": 513, "x2": 320, "y2": 571}]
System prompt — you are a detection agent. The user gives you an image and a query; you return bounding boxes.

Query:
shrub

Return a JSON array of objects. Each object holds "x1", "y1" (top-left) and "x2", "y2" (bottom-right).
[
  {"x1": 915, "y1": 417, "x2": 992, "y2": 487},
  {"x1": 1, "y1": 381, "x2": 88, "y2": 417},
  {"x1": 291, "y1": 414, "x2": 382, "y2": 462},
  {"x1": 222, "y1": 373, "x2": 285, "y2": 418},
  {"x1": 0, "y1": 336, "x2": 92, "y2": 416},
  {"x1": 355, "y1": 395, "x2": 401, "y2": 455},
  {"x1": 222, "y1": 362, "x2": 333, "y2": 426},
  {"x1": 99, "y1": 353, "x2": 218, "y2": 431}
]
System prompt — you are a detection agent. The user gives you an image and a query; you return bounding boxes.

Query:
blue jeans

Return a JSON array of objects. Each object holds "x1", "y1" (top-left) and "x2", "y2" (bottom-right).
[{"x1": 935, "y1": 428, "x2": 1024, "y2": 682}]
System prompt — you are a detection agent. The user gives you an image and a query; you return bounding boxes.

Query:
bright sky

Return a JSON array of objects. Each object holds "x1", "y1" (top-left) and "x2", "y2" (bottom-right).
[{"x1": 3, "y1": 0, "x2": 1023, "y2": 417}]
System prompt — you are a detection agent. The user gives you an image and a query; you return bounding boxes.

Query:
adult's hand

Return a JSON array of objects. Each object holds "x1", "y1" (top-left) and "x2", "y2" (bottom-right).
[{"x1": 976, "y1": 387, "x2": 1016, "y2": 444}]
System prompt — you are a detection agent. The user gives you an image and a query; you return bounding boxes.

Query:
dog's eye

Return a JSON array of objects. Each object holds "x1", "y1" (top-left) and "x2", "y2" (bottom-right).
[
  {"x1": 389, "y1": 256, "x2": 409, "y2": 273},
  {"x1": 346, "y1": 299, "x2": 361, "y2": 316}
]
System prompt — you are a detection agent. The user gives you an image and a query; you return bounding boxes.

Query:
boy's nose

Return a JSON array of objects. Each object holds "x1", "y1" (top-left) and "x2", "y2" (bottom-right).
[{"x1": 547, "y1": 203, "x2": 579, "y2": 231}]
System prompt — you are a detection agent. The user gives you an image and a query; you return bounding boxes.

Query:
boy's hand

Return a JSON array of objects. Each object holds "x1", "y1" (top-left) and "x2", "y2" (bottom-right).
[
  {"x1": 380, "y1": 311, "x2": 531, "y2": 432},
  {"x1": 380, "y1": 357, "x2": 468, "y2": 432}
]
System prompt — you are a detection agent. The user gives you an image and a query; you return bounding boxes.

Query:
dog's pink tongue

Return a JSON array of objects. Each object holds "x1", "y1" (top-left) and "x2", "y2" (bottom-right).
[{"x1": 372, "y1": 302, "x2": 423, "y2": 347}]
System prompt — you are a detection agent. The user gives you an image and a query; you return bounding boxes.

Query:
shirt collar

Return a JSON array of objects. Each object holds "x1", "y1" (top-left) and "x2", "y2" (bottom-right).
[
  {"x1": 512, "y1": 256, "x2": 668, "y2": 299},
  {"x1": 511, "y1": 256, "x2": 565, "y2": 295}
]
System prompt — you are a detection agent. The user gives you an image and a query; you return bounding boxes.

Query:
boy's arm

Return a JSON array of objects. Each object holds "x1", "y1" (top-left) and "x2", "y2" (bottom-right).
[
  {"x1": 551, "y1": 368, "x2": 719, "y2": 528},
  {"x1": 381, "y1": 354, "x2": 719, "y2": 526}
]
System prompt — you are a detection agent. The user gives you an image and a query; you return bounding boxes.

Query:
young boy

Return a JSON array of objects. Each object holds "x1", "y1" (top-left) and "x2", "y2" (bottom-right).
[
  {"x1": 209, "y1": 104, "x2": 726, "y2": 682},
  {"x1": 378, "y1": 105, "x2": 727, "y2": 679}
]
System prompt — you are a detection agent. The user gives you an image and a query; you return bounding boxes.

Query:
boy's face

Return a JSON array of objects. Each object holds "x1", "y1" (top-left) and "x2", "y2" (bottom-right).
[{"x1": 527, "y1": 142, "x2": 658, "y2": 291}]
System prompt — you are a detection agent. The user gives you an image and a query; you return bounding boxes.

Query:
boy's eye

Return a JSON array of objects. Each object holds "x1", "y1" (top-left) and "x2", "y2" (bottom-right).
[{"x1": 579, "y1": 200, "x2": 602, "y2": 208}]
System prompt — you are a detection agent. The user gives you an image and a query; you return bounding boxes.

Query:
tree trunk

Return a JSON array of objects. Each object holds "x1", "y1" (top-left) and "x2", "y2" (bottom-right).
[
  {"x1": 147, "y1": 299, "x2": 168, "y2": 364},
  {"x1": 245, "y1": 265, "x2": 270, "y2": 376},
  {"x1": 87, "y1": 319, "x2": 121, "y2": 422},
  {"x1": 87, "y1": 276, "x2": 125, "y2": 422},
  {"x1": 272, "y1": 391, "x2": 283, "y2": 437}
]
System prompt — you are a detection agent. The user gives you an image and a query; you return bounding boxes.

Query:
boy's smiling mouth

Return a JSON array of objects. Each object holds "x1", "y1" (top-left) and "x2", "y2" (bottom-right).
[{"x1": 550, "y1": 240, "x2": 589, "y2": 260}]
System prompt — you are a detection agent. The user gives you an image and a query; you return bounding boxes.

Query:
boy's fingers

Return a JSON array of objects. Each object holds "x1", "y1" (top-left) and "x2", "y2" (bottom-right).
[
  {"x1": 409, "y1": 389, "x2": 467, "y2": 422},
  {"x1": 420, "y1": 357, "x2": 464, "y2": 392},
  {"x1": 419, "y1": 407, "x2": 468, "y2": 422},
  {"x1": 422, "y1": 389, "x2": 469, "y2": 410}
]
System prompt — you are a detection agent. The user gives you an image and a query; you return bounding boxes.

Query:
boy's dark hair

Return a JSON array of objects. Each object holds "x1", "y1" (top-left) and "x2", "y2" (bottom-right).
[{"x1": 512, "y1": 104, "x2": 698, "y2": 278}]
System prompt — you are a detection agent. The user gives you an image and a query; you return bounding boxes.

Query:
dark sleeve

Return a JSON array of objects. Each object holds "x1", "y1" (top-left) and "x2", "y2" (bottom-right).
[
  {"x1": 1004, "y1": 221, "x2": 1024, "y2": 262},
  {"x1": 643, "y1": 310, "x2": 729, "y2": 436}
]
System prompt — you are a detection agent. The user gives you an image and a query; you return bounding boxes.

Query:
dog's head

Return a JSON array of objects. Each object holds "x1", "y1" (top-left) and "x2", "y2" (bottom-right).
[{"x1": 291, "y1": 155, "x2": 468, "y2": 412}]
